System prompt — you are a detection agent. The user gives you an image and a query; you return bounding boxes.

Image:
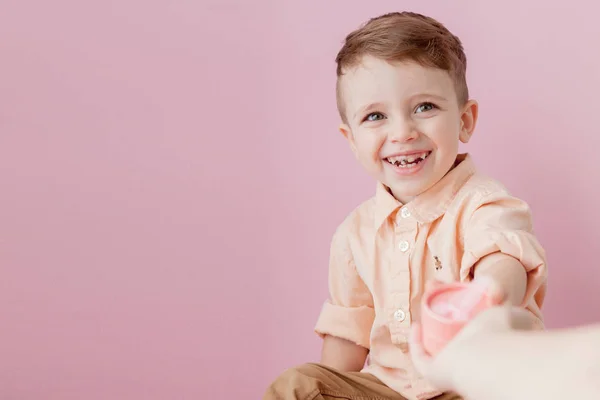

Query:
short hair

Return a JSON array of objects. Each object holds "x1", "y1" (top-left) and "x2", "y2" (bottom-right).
[{"x1": 335, "y1": 12, "x2": 469, "y2": 121}]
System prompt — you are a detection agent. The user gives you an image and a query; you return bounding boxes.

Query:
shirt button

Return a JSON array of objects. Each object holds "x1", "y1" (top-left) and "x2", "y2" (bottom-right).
[
  {"x1": 398, "y1": 240, "x2": 410, "y2": 252},
  {"x1": 393, "y1": 308, "x2": 406, "y2": 322},
  {"x1": 400, "y1": 207, "x2": 411, "y2": 218}
]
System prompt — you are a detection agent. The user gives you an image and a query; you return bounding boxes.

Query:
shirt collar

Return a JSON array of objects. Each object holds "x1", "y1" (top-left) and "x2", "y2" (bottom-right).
[{"x1": 374, "y1": 153, "x2": 476, "y2": 229}]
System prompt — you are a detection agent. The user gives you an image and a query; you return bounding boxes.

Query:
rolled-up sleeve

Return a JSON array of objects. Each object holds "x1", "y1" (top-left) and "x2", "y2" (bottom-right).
[
  {"x1": 314, "y1": 225, "x2": 375, "y2": 348},
  {"x1": 460, "y1": 190, "x2": 548, "y2": 325}
]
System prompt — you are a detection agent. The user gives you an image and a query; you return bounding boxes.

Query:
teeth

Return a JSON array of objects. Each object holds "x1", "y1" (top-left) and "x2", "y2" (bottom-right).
[{"x1": 386, "y1": 151, "x2": 430, "y2": 166}]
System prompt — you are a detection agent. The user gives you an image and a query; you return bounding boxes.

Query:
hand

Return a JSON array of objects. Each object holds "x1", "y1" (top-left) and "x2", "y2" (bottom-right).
[{"x1": 410, "y1": 278, "x2": 533, "y2": 392}]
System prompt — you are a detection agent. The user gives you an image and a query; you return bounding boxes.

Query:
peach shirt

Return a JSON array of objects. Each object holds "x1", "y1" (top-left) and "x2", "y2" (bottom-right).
[{"x1": 314, "y1": 154, "x2": 547, "y2": 400}]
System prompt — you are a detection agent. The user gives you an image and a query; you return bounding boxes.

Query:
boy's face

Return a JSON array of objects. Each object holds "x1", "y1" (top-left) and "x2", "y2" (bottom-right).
[{"x1": 338, "y1": 56, "x2": 478, "y2": 203}]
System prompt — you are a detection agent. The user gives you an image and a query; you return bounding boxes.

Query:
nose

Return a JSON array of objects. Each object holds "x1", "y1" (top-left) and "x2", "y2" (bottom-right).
[{"x1": 388, "y1": 118, "x2": 419, "y2": 143}]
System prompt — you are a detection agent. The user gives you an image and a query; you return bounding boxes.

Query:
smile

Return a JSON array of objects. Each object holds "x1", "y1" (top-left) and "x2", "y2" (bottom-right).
[{"x1": 384, "y1": 151, "x2": 431, "y2": 168}]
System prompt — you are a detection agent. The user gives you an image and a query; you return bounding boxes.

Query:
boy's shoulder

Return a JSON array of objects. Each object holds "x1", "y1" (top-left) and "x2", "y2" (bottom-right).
[
  {"x1": 452, "y1": 171, "x2": 530, "y2": 211},
  {"x1": 331, "y1": 195, "x2": 378, "y2": 239},
  {"x1": 460, "y1": 171, "x2": 510, "y2": 198}
]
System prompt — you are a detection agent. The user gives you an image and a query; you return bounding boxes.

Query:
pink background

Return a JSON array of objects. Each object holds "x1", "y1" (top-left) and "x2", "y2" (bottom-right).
[{"x1": 1, "y1": 1, "x2": 599, "y2": 399}]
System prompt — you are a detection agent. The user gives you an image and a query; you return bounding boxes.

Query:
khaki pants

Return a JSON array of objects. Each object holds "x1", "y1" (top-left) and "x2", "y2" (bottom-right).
[{"x1": 264, "y1": 363, "x2": 462, "y2": 400}]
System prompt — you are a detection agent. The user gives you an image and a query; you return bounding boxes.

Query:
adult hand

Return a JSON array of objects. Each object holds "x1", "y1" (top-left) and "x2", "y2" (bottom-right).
[{"x1": 409, "y1": 278, "x2": 532, "y2": 392}]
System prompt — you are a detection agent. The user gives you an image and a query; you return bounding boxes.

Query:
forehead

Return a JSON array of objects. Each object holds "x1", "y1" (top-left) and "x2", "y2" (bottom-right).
[{"x1": 339, "y1": 56, "x2": 456, "y2": 110}]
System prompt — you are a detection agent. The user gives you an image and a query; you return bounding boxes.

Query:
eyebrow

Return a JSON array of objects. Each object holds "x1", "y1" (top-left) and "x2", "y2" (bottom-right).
[
  {"x1": 353, "y1": 102, "x2": 385, "y2": 120},
  {"x1": 416, "y1": 93, "x2": 448, "y2": 102}
]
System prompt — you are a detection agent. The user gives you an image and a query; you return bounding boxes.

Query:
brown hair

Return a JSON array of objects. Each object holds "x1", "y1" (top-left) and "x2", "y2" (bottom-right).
[{"x1": 335, "y1": 12, "x2": 468, "y2": 121}]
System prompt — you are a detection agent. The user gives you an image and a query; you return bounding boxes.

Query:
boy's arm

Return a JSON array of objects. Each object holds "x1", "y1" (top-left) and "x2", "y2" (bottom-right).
[
  {"x1": 315, "y1": 223, "x2": 375, "y2": 372},
  {"x1": 461, "y1": 190, "x2": 547, "y2": 321},
  {"x1": 321, "y1": 335, "x2": 369, "y2": 372},
  {"x1": 472, "y1": 252, "x2": 526, "y2": 305}
]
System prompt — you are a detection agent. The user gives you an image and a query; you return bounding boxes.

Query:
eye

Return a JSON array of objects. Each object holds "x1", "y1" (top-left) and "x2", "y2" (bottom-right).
[
  {"x1": 415, "y1": 102, "x2": 437, "y2": 113},
  {"x1": 364, "y1": 112, "x2": 386, "y2": 122}
]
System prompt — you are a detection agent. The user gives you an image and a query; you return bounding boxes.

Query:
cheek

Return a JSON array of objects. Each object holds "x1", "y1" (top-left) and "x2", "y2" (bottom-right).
[
  {"x1": 439, "y1": 134, "x2": 460, "y2": 151},
  {"x1": 429, "y1": 121, "x2": 460, "y2": 152},
  {"x1": 355, "y1": 133, "x2": 384, "y2": 160}
]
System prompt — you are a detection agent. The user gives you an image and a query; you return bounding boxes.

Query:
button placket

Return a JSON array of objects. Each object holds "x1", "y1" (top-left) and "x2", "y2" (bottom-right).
[
  {"x1": 390, "y1": 305, "x2": 410, "y2": 322},
  {"x1": 388, "y1": 211, "x2": 417, "y2": 345},
  {"x1": 388, "y1": 291, "x2": 411, "y2": 345},
  {"x1": 394, "y1": 210, "x2": 417, "y2": 251},
  {"x1": 393, "y1": 308, "x2": 406, "y2": 322},
  {"x1": 398, "y1": 240, "x2": 410, "y2": 252},
  {"x1": 390, "y1": 319, "x2": 411, "y2": 345}
]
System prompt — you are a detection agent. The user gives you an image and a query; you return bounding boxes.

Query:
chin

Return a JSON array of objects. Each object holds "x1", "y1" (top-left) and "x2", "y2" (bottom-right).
[
  {"x1": 393, "y1": 175, "x2": 441, "y2": 196},
  {"x1": 387, "y1": 184, "x2": 426, "y2": 202}
]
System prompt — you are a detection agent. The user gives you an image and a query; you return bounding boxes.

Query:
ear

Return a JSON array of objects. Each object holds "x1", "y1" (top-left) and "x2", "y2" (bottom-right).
[
  {"x1": 339, "y1": 123, "x2": 358, "y2": 158},
  {"x1": 459, "y1": 100, "x2": 478, "y2": 144}
]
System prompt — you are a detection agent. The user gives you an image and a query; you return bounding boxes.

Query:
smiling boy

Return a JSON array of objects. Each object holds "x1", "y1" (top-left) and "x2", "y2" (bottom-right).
[{"x1": 264, "y1": 11, "x2": 547, "y2": 400}]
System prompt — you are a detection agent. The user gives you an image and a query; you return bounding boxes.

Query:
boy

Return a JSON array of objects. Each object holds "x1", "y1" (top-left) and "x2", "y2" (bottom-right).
[{"x1": 264, "y1": 11, "x2": 547, "y2": 400}]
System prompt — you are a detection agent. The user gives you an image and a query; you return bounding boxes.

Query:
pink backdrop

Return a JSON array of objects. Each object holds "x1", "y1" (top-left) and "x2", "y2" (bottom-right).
[{"x1": 1, "y1": 1, "x2": 599, "y2": 399}]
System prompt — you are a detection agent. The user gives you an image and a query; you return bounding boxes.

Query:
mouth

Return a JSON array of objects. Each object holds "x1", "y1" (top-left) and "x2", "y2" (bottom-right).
[{"x1": 384, "y1": 151, "x2": 432, "y2": 168}]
